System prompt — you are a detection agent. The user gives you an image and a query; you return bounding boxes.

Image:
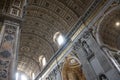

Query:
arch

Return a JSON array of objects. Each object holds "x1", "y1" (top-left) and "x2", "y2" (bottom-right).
[
  {"x1": 61, "y1": 55, "x2": 86, "y2": 80},
  {"x1": 95, "y1": 5, "x2": 120, "y2": 73},
  {"x1": 96, "y1": 5, "x2": 120, "y2": 51}
]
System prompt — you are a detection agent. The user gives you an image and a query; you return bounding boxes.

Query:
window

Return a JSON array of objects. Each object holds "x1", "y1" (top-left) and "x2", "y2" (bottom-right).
[
  {"x1": 42, "y1": 57, "x2": 46, "y2": 66},
  {"x1": 39, "y1": 55, "x2": 46, "y2": 67},
  {"x1": 53, "y1": 32, "x2": 65, "y2": 46},
  {"x1": 16, "y1": 72, "x2": 28, "y2": 80}
]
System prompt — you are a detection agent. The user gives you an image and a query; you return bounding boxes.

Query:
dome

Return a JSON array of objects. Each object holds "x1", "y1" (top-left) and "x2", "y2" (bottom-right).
[{"x1": 99, "y1": 7, "x2": 120, "y2": 50}]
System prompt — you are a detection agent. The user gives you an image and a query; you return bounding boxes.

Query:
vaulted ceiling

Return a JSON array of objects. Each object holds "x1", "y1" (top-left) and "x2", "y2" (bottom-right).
[{"x1": 17, "y1": 0, "x2": 94, "y2": 78}]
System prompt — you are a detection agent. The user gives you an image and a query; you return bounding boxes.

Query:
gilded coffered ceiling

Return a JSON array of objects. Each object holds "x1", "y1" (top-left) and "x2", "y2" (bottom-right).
[{"x1": 17, "y1": 0, "x2": 94, "y2": 78}]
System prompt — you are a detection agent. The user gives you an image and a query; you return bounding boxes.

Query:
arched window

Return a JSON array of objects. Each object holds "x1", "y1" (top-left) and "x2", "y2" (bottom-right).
[
  {"x1": 53, "y1": 32, "x2": 65, "y2": 47},
  {"x1": 42, "y1": 57, "x2": 46, "y2": 66},
  {"x1": 39, "y1": 55, "x2": 46, "y2": 67}
]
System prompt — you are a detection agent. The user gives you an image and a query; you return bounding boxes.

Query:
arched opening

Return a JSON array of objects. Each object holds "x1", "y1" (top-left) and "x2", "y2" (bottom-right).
[
  {"x1": 53, "y1": 32, "x2": 65, "y2": 47},
  {"x1": 42, "y1": 57, "x2": 46, "y2": 67},
  {"x1": 98, "y1": 6, "x2": 120, "y2": 50},
  {"x1": 62, "y1": 56, "x2": 86, "y2": 80},
  {"x1": 97, "y1": 6, "x2": 120, "y2": 72},
  {"x1": 39, "y1": 55, "x2": 47, "y2": 67}
]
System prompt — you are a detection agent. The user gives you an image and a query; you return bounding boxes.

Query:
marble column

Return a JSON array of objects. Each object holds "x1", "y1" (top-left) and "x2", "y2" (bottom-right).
[{"x1": 0, "y1": 20, "x2": 20, "y2": 80}]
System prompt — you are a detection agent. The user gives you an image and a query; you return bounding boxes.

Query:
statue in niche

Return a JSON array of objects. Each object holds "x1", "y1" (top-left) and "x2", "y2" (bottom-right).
[
  {"x1": 82, "y1": 40, "x2": 93, "y2": 57},
  {"x1": 73, "y1": 40, "x2": 81, "y2": 51},
  {"x1": 82, "y1": 29, "x2": 92, "y2": 39}
]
